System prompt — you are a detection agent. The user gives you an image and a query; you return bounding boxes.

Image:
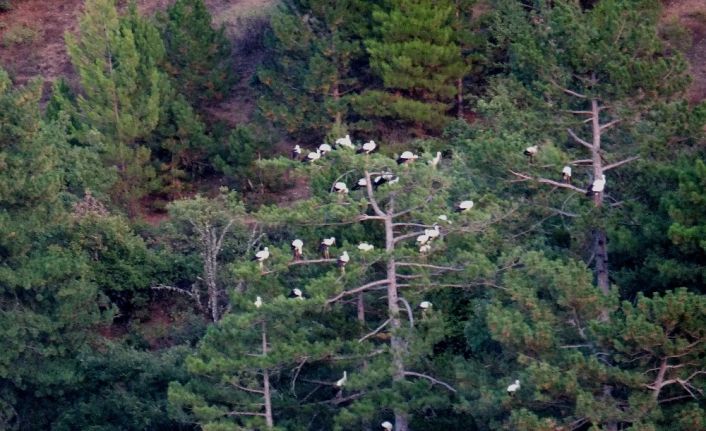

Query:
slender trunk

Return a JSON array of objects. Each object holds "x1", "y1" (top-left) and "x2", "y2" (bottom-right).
[
  {"x1": 333, "y1": 83, "x2": 343, "y2": 130},
  {"x1": 455, "y1": 2, "x2": 463, "y2": 119},
  {"x1": 204, "y1": 229, "x2": 219, "y2": 322},
  {"x1": 590, "y1": 98, "x2": 609, "y2": 295},
  {"x1": 384, "y1": 211, "x2": 409, "y2": 431},
  {"x1": 357, "y1": 293, "x2": 366, "y2": 323},
  {"x1": 262, "y1": 322, "x2": 274, "y2": 428}
]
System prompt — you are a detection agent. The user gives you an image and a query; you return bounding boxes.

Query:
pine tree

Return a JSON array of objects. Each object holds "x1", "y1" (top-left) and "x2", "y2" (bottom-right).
[
  {"x1": 170, "y1": 143, "x2": 504, "y2": 430},
  {"x1": 489, "y1": 0, "x2": 690, "y2": 294},
  {"x1": 158, "y1": 0, "x2": 234, "y2": 107},
  {"x1": 256, "y1": 0, "x2": 371, "y2": 141},
  {"x1": 65, "y1": 0, "x2": 167, "y2": 213},
  {"x1": 0, "y1": 70, "x2": 103, "y2": 429},
  {"x1": 355, "y1": 0, "x2": 468, "y2": 132}
]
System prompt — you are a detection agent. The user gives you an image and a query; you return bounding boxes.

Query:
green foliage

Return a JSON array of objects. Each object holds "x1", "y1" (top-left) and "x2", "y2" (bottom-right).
[
  {"x1": 0, "y1": 69, "x2": 104, "y2": 429},
  {"x1": 357, "y1": 0, "x2": 467, "y2": 131},
  {"x1": 256, "y1": 0, "x2": 372, "y2": 141},
  {"x1": 158, "y1": 0, "x2": 234, "y2": 107}
]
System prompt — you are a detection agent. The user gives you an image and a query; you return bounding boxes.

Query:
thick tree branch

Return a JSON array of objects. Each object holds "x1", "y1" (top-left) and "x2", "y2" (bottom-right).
[
  {"x1": 230, "y1": 380, "x2": 265, "y2": 395},
  {"x1": 397, "y1": 297, "x2": 415, "y2": 328},
  {"x1": 226, "y1": 411, "x2": 266, "y2": 417},
  {"x1": 402, "y1": 371, "x2": 457, "y2": 393}
]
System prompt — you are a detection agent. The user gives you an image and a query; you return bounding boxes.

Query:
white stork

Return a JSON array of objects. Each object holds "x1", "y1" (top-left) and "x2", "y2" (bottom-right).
[
  {"x1": 291, "y1": 239, "x2": 304, "y2": 260},
  {"x1": 356, "y1": 140, "x2": 377, "y2": 155},
  {"x1": 320, "y1": 237, "x2": 336, "y2": 259},
  {"x1": 304, "y1": 149, "x2": 322, "y2": 163},
  {"x1": 252, "y1": 247, "x2": 270, "y2": 270},
  {"x1": 428, "y1": 151, "x2": 442, "y2": 168},
  {"x1": 420, "y1": 301, "x2": 432, "y2": 309},
  {"x1": 419, "y1": 243, "x2": 432, "y2": 254},
  {"x1": 292, "y1": 144, "x2": 302, "y2": 160},
  {"x1": 333, "y1": 181, "x2": 349, "y2": 194},
  {"x1": 381, "y1": 421, "x2": 393, "y2": 430},
  {"x1": 357, "y1": 242, "x2": 374, "y2": 252},
  {"x1": 524, "y1": 145, "x2": 538, "y2": 163},
  {"x1": 335, "y1": 135, "x2": 355, "y2": 150},
  {"x1": 337, "y1": 251, "x2": 350, "y2": 273},
  {"x1": 318, "y1": 143, "x2": 332, "y2": 155},
  {"x1": 335, "y1": 371, "x2": 347, "y2": 387},
  {"x1": 425, "y1": 224, "x2": 440, "y2": 239},
  {"x1": 289, "y1": 288, "x2": 305, "y2": 300},
  {"x1": 254, "y1": 296, "x2": 263, "y2": 308},
  {"x1": 507, "y1": 379, "x2": 521, "y2": 395},
  {"x1": 416, "y1": 234, "x2": 430, "y2": 245},
  {"x1": 562, "y1": 165, "x2": 572, "y2": 183},
  {"x1": 586, "y1": 174, "x2": 606, "y2": 196},
  {"x1": 455, "y1": 200, "x2": 474, "y2": 212},
  {"x1": 396, "y1": 150, "x2": 419, "y2": 165},
  {"x1": 352, "y1": 177, "x2": 367, "y2": 191}
]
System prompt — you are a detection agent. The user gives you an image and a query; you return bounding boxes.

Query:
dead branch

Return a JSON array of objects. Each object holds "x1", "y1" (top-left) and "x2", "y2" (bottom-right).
[
  {"x1": 403, "y1": 371, "x2": 457, "y2": 393},
  {"x1": 603, "y1": 156, "x2": 639, "y2": 172},
  {"x1": 326, "y1": 279, "x2": 390, "y2": 304},
  {"x1": 566, "y1": 128, "x2": 593, "y2": 149},
  {"x1": 358, "y1": 318, "x2": 391, "y2": 342}
]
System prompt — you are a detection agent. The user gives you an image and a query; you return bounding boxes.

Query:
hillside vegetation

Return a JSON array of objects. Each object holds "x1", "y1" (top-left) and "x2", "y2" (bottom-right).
[{"x1": 0, "y1": 0, "x2": 705, "y2": 430}]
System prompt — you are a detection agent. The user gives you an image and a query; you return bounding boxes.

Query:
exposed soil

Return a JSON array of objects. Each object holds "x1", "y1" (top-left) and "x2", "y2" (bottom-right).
[{"x1": 662, "y1": 0, "x2": 706, "y2": 103}]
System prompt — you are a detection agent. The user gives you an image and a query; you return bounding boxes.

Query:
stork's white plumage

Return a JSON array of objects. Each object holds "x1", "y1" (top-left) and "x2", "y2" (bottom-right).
[
  {"x1": 592, "y1": 174, "x2": 606, "y2": 193},
  {"x1": 524, "y1": 145, "x2": 538, "y2": 156},
  {"x1": 292, "y1": 145, "x2": 302, "y2": 159},
  {"x1": 397, "y1": 150, "x2": 419, "y2": 165},
  {"x1": 438, "y1": 214, "x2": 452, "y2": 224},
  {"x1": 381, "y1": 421, "x2": 393, "y2": 430},
  {"x1": 338, "y1": 251, "x2": 350, "y2": 266},
  {"x1": 425, "y1": 224, "x2": 440, "y2": 239},
  {"x1": 416, "y1": 234, "x2": 430, "y2": 245},
  {"x1": 419, "y1": 244, "x2": 432, "y2": 254},
  {"x1": 253, "y1": 247, "x2": 270, "y2": 262},
  {"x1": 562, "y1": 165, "x2": 572, "y2": 183},
  {"x1": 429, "y1": 151, "x2": 442, "y2": 168},
  {"x1": 320, "y1": 237, "x2": 335, "y2": 258},
  {"x1": 335, "y1": 371, "x2": 347, "y2": 387},
  {"x1": 289, "y1": 288, "x2": 304, "y2": 300},
  {"x1": 507, "y1": 379, "x2": 521, "y2": 394},
  {"x1": 358, "y1": 242, "x2": 374, "y2": 252},
  {"x1": 357, "y1": 140, "x2": 377, "y2": 154},
  {"x1": 254, "y1": 296, "x2": 263, "y2": 308},
  {"x1": 455, "y1": 200, "x2": 474, "y2": 212},
  {"x1": 304, "y1": 150, "x2": 322, "y2": 163},
  {"x1": 333, "y1": 181, "x2": 349, "y2": 194},
  {"x1": 291, "y1": 239, "x2": 304, "y2": 260},
  {"x1": 318, "y1": 143, "x2": 332, "y2": 155},
  {"x1": 352, "y1": 177, "x2": 367, "y2": 191},
  {"x1": 335, "y1": 134, "x2": 355, "y2": 149},
  {"x1": 420, "y1": 301, "x2": 432, "y2": 309}
]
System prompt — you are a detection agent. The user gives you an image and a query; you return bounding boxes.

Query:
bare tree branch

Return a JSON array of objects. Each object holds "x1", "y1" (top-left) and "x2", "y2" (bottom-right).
[
  {"x1": 396, "y1": 262, "x2": 464, "y2": 271},
  {"x1": 567, "y1": 128, "x2": 593, "y2": 149},
  {"x1": 326, "y1": 279, "x2": 389, "y2": 304},
  {"x1": 358, "y1": 319, "x2": 391, "y2": 342},
  {"x1": 599, "y1": 119, "x2": 621, "y2": 132},
  {"x1": 603, "y1": 156, "x2": 639, "y2": 172},
  {"x1": 230, "y1": 380, "x2": 265, "y2": 395},
  {"x1": 226, "y1": 411, "x2": 266, "y2": 417},
  {"x1": 364, "y1": 170, "x2": 385, "y2": 217},
  {"x1": 510, "y1": 170, "x2": 588, "y2": 194},
  {"x1": 402, "y1": 371, "x2": 457, "y2": 393},
  {"x1": 397, "y1": 297, "x2": 415, "y2": 328}
]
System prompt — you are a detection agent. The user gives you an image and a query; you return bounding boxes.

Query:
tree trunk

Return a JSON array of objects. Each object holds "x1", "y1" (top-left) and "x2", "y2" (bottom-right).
[
  {"x1": 590, "y1": 98, "x2": 609, "y2": 295},
  {"x1": 384, "y1": 212, "x2": 409, "y2": 431},
  {"x1": 262, "y1": 322, "x2": 274, "y2": 428},
  {"x1": 333, "y1": 82, "x2": 343, "y2": 131}
]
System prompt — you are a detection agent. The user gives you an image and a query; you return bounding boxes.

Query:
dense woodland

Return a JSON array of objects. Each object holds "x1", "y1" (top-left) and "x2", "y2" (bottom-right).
[{"x1": 0, "y1": 0, "x2": 705, "y2": 429}]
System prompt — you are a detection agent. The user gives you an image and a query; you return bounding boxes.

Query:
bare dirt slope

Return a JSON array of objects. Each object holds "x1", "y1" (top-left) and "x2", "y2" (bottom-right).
[
  {"x1": 0, "y1": 0, "x2": 275, "y2": 91},
  {"x1": 662, "y1": 0, "x2": 706, "y2": 103}
]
